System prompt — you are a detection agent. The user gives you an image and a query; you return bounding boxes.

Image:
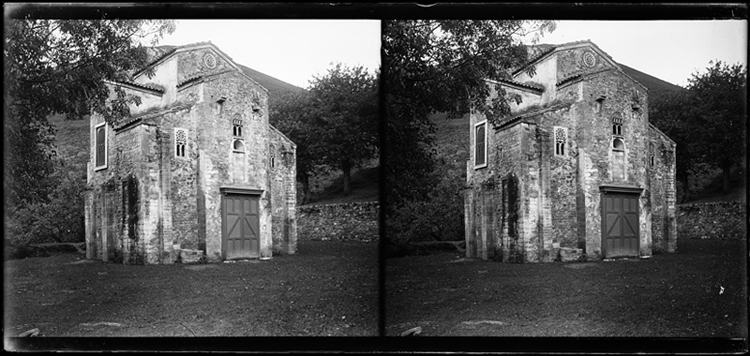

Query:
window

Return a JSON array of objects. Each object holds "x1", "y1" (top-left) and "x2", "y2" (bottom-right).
[
  {"x1": 595, "y1": 95, "x2": 606, "y2": 113},
  {"x1": 612, "y1": 116, "x2": 623, "y2": 136},
  {"x1": 271, "y1": 151, "x2": 276, "y2": 168},
  {"x1": 233, "y1": 117, "x2": 243, "y2": 137},
  {"x1": 175, "y1": 128, "x2": 187, "y2": 158},
  {"x1": 233, "y1": 139, "x2": 245, "y2": 153},
  {"x1": 612, "y1": 138, "x2": 624, "y2": 151},
  {"x1": 554, "y1": 126, "x2": 567, "y2": 156},
  {"x1": 474, "y1": 120, "x2": 487, "y2": 168},
  {"x1": 650, "y1": 155, "x2": 655, "y2": 167},
  {"x1": 95, "y1": 122, "x2": 107, "y2": 170}
]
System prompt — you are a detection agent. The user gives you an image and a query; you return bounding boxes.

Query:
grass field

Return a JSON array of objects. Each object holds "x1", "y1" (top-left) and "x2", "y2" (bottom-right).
[
  {"x1": 386, "y1": 239, "x2": 747, "y2": 337},
  {"x1": 4, "y1": 240, "x2": 377, "y2": 337}
]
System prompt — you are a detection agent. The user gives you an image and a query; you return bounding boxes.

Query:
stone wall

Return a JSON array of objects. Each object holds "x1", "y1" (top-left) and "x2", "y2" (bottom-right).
[
  {"x1": 677, "y1": 202, "x2": 746, "y2": 240},
  {"x1": 297, "y1": 202, "x2": 379, "y2": 242}
]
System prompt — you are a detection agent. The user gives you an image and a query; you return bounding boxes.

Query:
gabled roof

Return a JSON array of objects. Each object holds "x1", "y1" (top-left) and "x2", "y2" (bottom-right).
[
  {"x1": 516, "y1": 40, "x2": 682, "y2": 95},
  {"x1": 131, "y1": 41, "x2": 268, "y2": 93}
]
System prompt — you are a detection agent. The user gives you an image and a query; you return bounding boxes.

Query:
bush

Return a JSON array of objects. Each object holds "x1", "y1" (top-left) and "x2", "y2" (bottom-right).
[
  {"x1": 386, "y1": 171, "x2": 465, "y2": 244},
  {"x1": 6, "y1": 164, "x2": 85, "y2": 245}
]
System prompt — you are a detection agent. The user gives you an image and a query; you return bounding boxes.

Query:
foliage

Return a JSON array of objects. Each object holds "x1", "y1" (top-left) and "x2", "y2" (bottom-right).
[
  {"x1": 269, "y1": 90, "x2": 326, "y2": 204},
  {"x1": 652, "y1": 60, "x2": 747, "y2": 199},
  {"x1": 308, "y1": 63, "x2": 379, "y2": 196},
  {"x1": 686, "y1": 61, "x2": 746, "y2": 192},
  {"x1": 649, "y1": 89, "x2": 699, "y2": 202},
  {"x1": 6, "y1": 160, "x2": 86, "y2": 245},
  {"x1": 4, "y1": 19, "x2": 175, "y2": 208},
  {"x1": 383, "y1": 20, "x2": 555, "y2": 243}
]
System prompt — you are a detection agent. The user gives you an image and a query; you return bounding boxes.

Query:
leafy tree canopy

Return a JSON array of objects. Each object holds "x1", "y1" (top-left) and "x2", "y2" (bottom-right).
[
  {"x1": 383, "y1": 20, "x2": 556, "y2": 208},
  {"x1": 269, "y1": 90, "x2": 324, "y2": 204},
  {"x1": 4, "y1": 19, "x2": 175, "y2": 207},
  {"x1": 687, "y1": 60, "x2": 747, "y2": 193},
  {"x1": 308, "y1": 63, "x2": 379, "y2": 196}
]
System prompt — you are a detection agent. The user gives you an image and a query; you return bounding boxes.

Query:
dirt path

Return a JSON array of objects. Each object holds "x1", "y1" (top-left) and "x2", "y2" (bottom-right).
[
  {"x1": 4, "y1": 240, "x2": 378, "y2": 337},
  {"x1": 386, "y1": 239, "x2": 747, "y2": 337}
]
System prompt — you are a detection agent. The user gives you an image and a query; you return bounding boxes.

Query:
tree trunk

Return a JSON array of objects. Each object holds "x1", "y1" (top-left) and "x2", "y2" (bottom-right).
[
  {"x1": 300, "y1": 172, "x2": 311, "y2": 205},
  {"x1": 342, "y1": 158, "x2": 352, "y2": 196},
  {"x1": 722, "y1": 162, "x2": 732, "y2": 193}
]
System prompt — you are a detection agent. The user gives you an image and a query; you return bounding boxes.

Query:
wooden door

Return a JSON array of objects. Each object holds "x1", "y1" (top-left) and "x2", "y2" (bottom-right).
[
  {"x1": 223, "y1": 194, "x2": 260, "y2": 259},
  {"x1": 602, "y1": 193, "x2": 639, "y2": 258}
]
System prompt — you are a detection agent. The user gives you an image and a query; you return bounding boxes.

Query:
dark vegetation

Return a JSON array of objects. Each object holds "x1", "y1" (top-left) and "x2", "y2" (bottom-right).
[
  {"x1": 4, "y1": 240, "x2": 377, "y2": 336},
  {"x1": 386, "y1": 238, "x2": 747, "y2": 337},
  {"x1": 383, "y1": 20, "x2": 557, "y2": 248}
]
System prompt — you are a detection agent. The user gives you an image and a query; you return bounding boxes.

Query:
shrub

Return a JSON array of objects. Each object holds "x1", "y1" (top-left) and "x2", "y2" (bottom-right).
[
  {"x1": 6, "y1": 163, "x2": 85, "y2": 245},
  {"x1": 386, "y1": 171, "x2": 465, "y2": 244}
]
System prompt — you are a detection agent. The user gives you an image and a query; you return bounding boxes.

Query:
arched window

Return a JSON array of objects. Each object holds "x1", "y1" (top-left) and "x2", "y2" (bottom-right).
[
  {"x1": 233, "y1": 139, "x2": 245, "y2": 153},
  {"x1": 612, "y1": 138, "x2": 624, "y2": 151},
  {"x1": 611, "y1": 138, "x2": 626, "y2": 180}
]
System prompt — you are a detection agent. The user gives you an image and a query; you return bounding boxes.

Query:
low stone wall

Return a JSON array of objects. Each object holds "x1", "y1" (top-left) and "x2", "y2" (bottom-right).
[
  {"x1": 677, "y1": 201, "x2": 746, "y2": 240},
  {"x1": 297, "y1": 201, "x2": 379, "y2": 242}
]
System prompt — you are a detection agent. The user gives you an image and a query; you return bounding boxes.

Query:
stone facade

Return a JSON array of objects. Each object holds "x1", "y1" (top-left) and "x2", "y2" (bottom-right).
[
  {"x1": 465, "y1": 40, "x2": 677, "y2": 262},
  {"x1": 85, "y1": 42, "x2": 297, "y2": 264},
  {"x1": 297, "y1": 202, "x2": 379, "y2": 242}
]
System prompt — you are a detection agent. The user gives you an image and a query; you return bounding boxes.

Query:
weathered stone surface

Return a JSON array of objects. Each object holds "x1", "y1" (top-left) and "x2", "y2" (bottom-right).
[
  {"x1": 85, "y1": 43, "x2": 297, "y2": 264},
  {"x1": 466, "y1": 41, "x2": 677, "y2": 263},
  {"x1": 559, "y1": 247, "x2": 583, "y2": 262},
  {"x1": 677, "y1": 202, "x2": 746, "y2": 240},
  {"x1": 297, "y1": 202, "x2": 379, "y2": 242}
]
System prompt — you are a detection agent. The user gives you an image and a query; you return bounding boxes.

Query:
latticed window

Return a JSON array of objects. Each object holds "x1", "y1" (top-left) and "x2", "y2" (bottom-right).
[
  {"x1": 233, "y1": 117, "x2": 243, "y2": 137},
  {"x1": 474, "y1": 121, "x2": 487, "y2": 168},
  {"x1": 554, "y1": 126, "x2": 567, "y2": 156},
  {"x1": 95, "y1": 123, "x2": 107, "y2": 169},
  {"x1": 612, "y1": 116, "x2": 623, "y2": 136},
  {"x1": 175, "y1": 128, "x2": 187, "y2": 158}
]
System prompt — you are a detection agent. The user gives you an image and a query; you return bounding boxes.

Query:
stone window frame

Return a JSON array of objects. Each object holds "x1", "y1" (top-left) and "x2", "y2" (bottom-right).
[
  {"x1": 612, "y1": 116, "x2": 624, "y2": 136},
  {"x1": 94, "y1": 122, "x2": 108, "y2": 171},
  {"x1": 233, "y1": 117, "x2": 243, "y2": 137},
  {"x1": 554, "y1": 126, "x2": 568, "y2": 157},
  {"x1": 232, "y1": 139, "x2": 245, "y2": 153},
  {"x1": 612, "y1": 137, "x2": 625, "y2": 152},
  {"x1": 474, "y1": 120, "x2": 488, "y2": 169},
  {"x1": 175, "y1": 128, "x2": 188, "y2": 158}
]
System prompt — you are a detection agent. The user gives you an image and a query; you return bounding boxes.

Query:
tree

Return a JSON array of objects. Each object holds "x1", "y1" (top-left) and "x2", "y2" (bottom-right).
[
  {"x1": 649, "y1": 89, "x2": 701, "y2": 202},
  {"x1": 269, "y1": 90, "x2": 325, "y2": 204},
  {"x1": 4, "y1": 19, "x2": 175, "y2": 209},
  {"x1": 382, "y1": 20, "x2": 556, "y2": 240},
  {"x1": 308, "y1": 63, "x2": 379, "y2": 196},
  {"x1": 687, "y1": 61, "x2": 747, "y2": 193}
]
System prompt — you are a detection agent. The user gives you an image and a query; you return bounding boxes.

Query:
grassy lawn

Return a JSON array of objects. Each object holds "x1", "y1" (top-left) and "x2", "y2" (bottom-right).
[
  {"x1": 386, "y1": 239, "x2": 747, "y2": 337},
  {"x1": 4, "y1": 240, "x2": 377, "y2": 337}
]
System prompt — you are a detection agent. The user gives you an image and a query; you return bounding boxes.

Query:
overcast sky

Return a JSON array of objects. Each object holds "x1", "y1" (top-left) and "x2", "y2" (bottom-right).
[
  {"x1": 536, "y1": 20, "x2": 747, "y2": 87},
  {"x1": 156, "y1": 20, "x2": 381, "y2": 89},
  {"x1": 155, "y1": 19, "x2": 746, "y2": 89}
]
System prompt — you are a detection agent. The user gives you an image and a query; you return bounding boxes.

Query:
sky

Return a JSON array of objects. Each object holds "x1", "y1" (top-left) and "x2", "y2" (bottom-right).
[
  {"x1": 153, "y1": 20, "x2": 746, "y2": 89},
  {"x1": 154, "y1": 20, "x2": 381, "y2": 89},
  {"x1": 529, "y1": 20, "x2": 747, "y2": 87}
]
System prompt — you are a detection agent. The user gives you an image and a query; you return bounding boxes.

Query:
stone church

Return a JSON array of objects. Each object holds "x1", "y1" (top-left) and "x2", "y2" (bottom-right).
[
  {"x1": 465, "y1": 40, "x2": 677, "y2": 263},
  {"x1": 85, "y1": 42, "x2": 297, "y2": 264}
]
